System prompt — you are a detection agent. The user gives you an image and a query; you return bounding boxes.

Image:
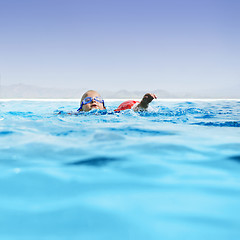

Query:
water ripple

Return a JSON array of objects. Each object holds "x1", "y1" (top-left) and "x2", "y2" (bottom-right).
[
  {"x1": 67, "y1": 156, "x2": 122, "y2": 167},
  {"x1": 192, "y1": 121, "x2": 240, "y2": 127}
]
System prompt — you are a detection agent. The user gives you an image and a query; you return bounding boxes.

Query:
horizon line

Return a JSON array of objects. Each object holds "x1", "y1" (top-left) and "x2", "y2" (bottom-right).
[{"x1": 0, "y1": 98, "x2": 239, "y2": 102}]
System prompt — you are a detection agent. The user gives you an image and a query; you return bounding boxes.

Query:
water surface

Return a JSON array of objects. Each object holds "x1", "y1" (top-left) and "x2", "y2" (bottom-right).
[{"x1": 0, "y1": 99, "x2": 240, "y2": 240}]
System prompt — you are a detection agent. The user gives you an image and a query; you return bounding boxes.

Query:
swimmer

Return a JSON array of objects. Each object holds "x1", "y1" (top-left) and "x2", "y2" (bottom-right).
[
  {"x1": 77, "y1": 90, "x2": 106, "y2": 112},
  {"x1": 78, "y1": 90, "x2": 157, "y2": 112}
]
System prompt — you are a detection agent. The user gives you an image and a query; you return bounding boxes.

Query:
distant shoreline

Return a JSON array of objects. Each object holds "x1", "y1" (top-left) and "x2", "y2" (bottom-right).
[{"x1": 2, "y1": 84, "x2": 239, "y2": 100}]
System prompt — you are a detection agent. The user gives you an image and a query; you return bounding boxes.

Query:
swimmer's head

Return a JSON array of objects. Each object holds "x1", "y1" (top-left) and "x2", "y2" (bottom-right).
[{"x1": 78, "y1": 90, "x2": 106, "y2": 112}]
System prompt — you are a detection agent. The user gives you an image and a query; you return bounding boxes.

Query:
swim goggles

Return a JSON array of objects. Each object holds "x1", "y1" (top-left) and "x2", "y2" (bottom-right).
[{"x1": 77, "y1": 96, "x2": 105, "y2": 111}]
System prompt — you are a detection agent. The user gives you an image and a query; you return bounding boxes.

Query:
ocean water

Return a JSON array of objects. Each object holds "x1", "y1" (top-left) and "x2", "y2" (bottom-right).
[{"x1": 0, "y1": 99, "x2": 240, "y2": 240}]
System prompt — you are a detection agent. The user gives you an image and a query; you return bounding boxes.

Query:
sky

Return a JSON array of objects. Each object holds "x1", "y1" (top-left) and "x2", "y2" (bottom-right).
[{"x1": 0, "y1": 0, "x2": 239, "y2": 96}]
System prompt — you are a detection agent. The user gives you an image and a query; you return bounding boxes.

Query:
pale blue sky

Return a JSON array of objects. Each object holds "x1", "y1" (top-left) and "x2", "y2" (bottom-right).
[{"x1": 0, "y1": 0, "x2": 239, "y2": 96}]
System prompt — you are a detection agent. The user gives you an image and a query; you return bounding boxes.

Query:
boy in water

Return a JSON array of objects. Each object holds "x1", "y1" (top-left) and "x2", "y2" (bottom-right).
[{"x1": 78, "y1": 90, "x2": 157, "y2": 112}]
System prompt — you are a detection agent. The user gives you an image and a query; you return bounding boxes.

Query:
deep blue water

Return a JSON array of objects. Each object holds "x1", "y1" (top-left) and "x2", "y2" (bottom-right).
[{"x1": 0, "y1": 99, "x2": 240, "y2": 240}]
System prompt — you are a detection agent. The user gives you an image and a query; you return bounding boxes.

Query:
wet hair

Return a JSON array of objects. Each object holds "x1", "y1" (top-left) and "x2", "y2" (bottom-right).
[{"x1": 80, "y1": 90, "x2": 97, "y2": 103}]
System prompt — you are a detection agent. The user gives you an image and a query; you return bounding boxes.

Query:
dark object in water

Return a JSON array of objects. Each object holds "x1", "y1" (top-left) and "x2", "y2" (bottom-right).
[
  {"x1": 67, "y1": 156, "x2": 121, "y2": 167},
  {"x1": 229, "y1": 155, "x2": 240, "y2": 163}
]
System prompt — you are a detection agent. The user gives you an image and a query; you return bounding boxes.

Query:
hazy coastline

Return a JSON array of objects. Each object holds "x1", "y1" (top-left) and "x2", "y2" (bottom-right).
[{"x1": 1, "y1": 84, "x2": 239, "y2": 99}]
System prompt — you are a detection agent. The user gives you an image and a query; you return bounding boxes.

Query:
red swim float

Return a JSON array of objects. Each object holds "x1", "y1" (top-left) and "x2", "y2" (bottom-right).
[{"x1": 114, "y1": 100, "x2": 140, "y2": 112}]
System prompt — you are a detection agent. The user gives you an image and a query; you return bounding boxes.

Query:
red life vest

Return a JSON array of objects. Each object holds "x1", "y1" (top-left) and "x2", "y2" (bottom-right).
[{"x1": 114, "y1": 100, "x2": 140, "y2": 112}]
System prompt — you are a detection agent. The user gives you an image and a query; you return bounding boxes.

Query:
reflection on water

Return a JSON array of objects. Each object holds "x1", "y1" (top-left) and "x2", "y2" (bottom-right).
[{"x1": 0, "y1": 100, "x2": 240, "y2": 240}]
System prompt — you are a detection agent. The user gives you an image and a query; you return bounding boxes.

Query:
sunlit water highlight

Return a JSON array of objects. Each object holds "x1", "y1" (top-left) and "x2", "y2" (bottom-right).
[{"x1": 0, "y1": 99, "x2": 240, "y2": 240}]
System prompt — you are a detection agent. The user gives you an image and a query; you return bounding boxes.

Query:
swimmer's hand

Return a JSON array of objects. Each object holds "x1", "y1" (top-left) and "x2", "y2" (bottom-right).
[{"x1": 134, "y1": 93, "x2": 157, "y2": 111}]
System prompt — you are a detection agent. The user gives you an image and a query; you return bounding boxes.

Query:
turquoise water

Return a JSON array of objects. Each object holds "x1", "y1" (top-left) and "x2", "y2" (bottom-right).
[{"x1": 0, "y1": 99, "x2": 240, "y2": 240}]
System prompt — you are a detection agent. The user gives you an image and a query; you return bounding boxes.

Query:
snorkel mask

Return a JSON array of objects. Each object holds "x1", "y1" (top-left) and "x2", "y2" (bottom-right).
[{"x1": 77, "y1": 96, "x2": 105, "y2": 111}]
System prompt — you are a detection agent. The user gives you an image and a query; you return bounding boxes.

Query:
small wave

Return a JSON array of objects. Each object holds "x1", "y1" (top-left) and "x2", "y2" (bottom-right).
[
  {"x1": 54, "y1": 130, "x2": 76, "y2": 136},
  {"x1": 93, "y1": 132, "x2": 125, "y2": 141},
  {"x1": 192, "y1": 121, "x2": 240, "y2": 127},
  {"x1": 108, "y1": 126, "x2": 176, "y2": 136},
  {"x1": 74, "y1": 109, "x2": 109, "y2": 115},
  {"x1": 66, "y1": 156, "x2": 121, "y2": 167},
  {"x1": 229, "y1": 155, "x2": 240, "y2": 163},
  {"x1": 0, "y1": 131, "x2": 14, "y2": 136},
  {"x1": 194, "y1": 114, "x2": 216, "y2": 119},
  {"x1": 7, "y1": 111, "x2": 34, "y2": 116},
  {"x1": 214, "y1": 143, "x2": 240, "y2": 151}
]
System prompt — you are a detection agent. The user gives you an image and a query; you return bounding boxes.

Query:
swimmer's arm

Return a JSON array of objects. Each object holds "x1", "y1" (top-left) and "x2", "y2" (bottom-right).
[{"x1": 133, "y1": 93, "x2": 157, "y2": 111}]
